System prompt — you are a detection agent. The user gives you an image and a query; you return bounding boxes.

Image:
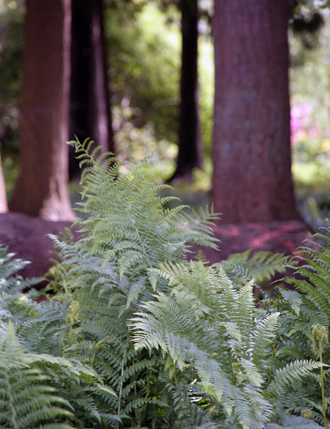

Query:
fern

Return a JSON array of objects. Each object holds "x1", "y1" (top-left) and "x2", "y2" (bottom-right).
[
  {"x1": 264, "y1": 410, "x2": 323, "y2": 428},
  {"x1": 0, "y1": 248, "x2": 120, "y2": 428},
  {"x1": 1, "y1": 140, "x2": 316, "y2": 428},
  {"x1": 40, "y1": 139, "x2": 222, "y2": 428},
  {"x1": 219, "y1": 249, "x2": 296, "y2": 286},
  {"x1": 131, "y1": 261, "x2": 316, "y2": 429},
  {"x1": 0, "y1": 243, "x2": 43, "y2": 295},
  {"x1": 0, "y1": 322, "x2": 75, "y2": 429},
  {"x1": 69, "y1": 139, "x2": 219, "y2": 275},
  {"x1": 272, "y1": 226, "x2": 330, "y2": 423}
]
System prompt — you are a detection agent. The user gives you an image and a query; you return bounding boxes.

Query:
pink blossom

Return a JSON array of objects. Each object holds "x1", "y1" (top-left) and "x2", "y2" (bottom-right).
[
  {"x1": 291, "y1": 104, "x2": 312, "y2": 119},
  {"x1": 291, "y1": 104, "x2": 312, "y2": 143}
]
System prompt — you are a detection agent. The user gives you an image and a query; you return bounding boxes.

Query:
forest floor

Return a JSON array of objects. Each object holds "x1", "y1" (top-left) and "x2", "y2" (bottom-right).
[{"x1": 0, "y1": 211, "x2": 314, "y2": 285}]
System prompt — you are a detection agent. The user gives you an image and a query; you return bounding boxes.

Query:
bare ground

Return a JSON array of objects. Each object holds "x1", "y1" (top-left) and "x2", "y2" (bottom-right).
[{"x1": 0, "y1": 213, "x2": 315, "y2": 284}]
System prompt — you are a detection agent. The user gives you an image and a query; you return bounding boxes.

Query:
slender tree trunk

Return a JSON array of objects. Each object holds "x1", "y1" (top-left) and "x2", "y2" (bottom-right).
[
  {"x1": 10, "y1": 0, "x2": 74, "y2": 221},
  {"x1": 0, "y1": 151, "x2": 8, "y2": 213},
  {"x1": 212, "y1": 0, "x2": 300, "y2": 223},
  {"x1": 170, "y1": 0, "x2": 202, "y2": 181},
  {"x1": 69, "y1": 0, "x2": 113, "y2": 180}
]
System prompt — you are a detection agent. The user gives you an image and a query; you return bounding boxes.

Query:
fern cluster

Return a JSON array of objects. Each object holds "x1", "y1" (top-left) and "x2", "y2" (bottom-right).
[
  {"x1": 0, "y1": 139, "x2": 328, "y2": 428},
  {"x1": 272, "y1": 230, "x2": 330, "y2": 425},
  {"x1": 1, "y1": 139, "x2": 221, "y2": 428},
  {"x1": 132, "y1": 260, "x2": 321, "y2": 429},
  {"x1": 0, "y1": 322, "x2": 75, "y2": 429},
  {"x1": 0, "y1": 253, "x2": 118, "y2": 428},
  {"x1": 44, "y1": 139, "x2": 221, "y2": 427}
]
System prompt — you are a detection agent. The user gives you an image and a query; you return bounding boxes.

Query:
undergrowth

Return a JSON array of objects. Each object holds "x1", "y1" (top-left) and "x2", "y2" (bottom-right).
[{"x1": 0, "y1": 139, "x2": 329, "y2": 428}]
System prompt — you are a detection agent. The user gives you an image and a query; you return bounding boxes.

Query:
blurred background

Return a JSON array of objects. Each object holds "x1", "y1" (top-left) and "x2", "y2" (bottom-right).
[{"x1": 1, "y1": 0, "x2": 330, "y2": 229}]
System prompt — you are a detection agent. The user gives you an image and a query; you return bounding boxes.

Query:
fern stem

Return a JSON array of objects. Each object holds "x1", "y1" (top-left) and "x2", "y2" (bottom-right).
[
  {"x1": 68, "y1": 321, "x2": 73, "y2": 348},
  {"x1": 173, "y1": 373, "x2": 184, "y2": 429},
  {"x1": 116, "y1": 342, "x2": 127, "y2": 429},
  {"x1": 133, "y1": 358, "x2": 137, "y2": 397},
  {"x1": 319, "y1": 342, "x2": 327, "y2": 427},
  {"x1": 267, "y1": 301, "x2": 279, "y2": 385},
  {"x1": 6, "y1": 371, "x2": 19, "y2": 429},
  {"x1": 123, "y1": 206, "x2": 153, "y2": 270},
  {"x1": 91, "y1": 334, "x2": 112, "y2": 369},
  {"x1": 267, "y1": 333, "x2": 277, "y2": 385}
]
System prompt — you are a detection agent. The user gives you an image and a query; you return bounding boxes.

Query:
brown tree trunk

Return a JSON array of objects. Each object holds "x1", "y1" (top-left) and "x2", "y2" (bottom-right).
[
  {"x1": 212, "y1": 0, "x2": 300, "y2": 223},
  {"x1": 170, "y1": 0, "x2": 202, "y2": 181},
  {"x1": 10, "y1": 0, "x2": 74, "y2": 221},
  {"x1": 0, "y1": 151, "x2": 8, "y2": 213},
  {"x1": 69, "y1": 0, "x2": 113, "y2": 180}
]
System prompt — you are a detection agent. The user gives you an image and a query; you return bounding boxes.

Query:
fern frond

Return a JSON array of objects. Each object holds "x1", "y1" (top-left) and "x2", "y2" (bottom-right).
[
  {"x1": 131, "y1": 261, "x2": 281, "y2": 428},
  {"x1": 0, "y1": 323, "x2": 75, "y2": 429},
  {"x1": 220, "y1": 250, "x2": 294, "y2": 285},
  {"x1": 0, "y1": 244, "x2": 43, "y2": 294},
  {"x1": 252, "y1": 312, "x2": 280, "y2": 369},
  {"x1": 266, "y1": 360, "x2": 322, "y2": 398}
]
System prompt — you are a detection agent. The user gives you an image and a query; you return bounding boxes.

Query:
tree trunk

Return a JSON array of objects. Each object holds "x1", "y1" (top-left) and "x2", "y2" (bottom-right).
[
  {"x1": 170, "y1": 0, "x2": 202, "y2": 181},
  {"x1": 69, "y1": 0, "x2": 113, "y2": 180},
  {"x1": 0, "y1": 150, "x2": 8, "y2": 213},
  {"x1": 10, "y1": 0, "x2": 74, "y2": 221},
  {"x1": 212, "y1": 0, "x2": 300, "y2": 223}
]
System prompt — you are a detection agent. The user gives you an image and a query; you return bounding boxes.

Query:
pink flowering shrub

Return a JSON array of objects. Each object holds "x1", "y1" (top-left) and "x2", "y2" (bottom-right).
[{"x1": 290, "y1": 103, "x2": 330, "y2": 162}]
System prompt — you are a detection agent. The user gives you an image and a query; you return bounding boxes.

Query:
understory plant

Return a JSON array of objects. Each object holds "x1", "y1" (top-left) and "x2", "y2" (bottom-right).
[
  {"x1": 131, "y1": 260, "x2": 322, "y2": 428},
  {"x1": 131, "y1": 227, "x2": 330, "y2": 428},
  {"x1": 1, "y1": 139, "x2": 221, "y2": 428},
  {"x1": 0, "y1": 140, "x2": 329, "y2": 428},
  {"x1": 0, "y1": 245, "x2": 105, "y2": 428},
  {"x1": 273, "y1": 232, "x2": 330, "y2": 426}
]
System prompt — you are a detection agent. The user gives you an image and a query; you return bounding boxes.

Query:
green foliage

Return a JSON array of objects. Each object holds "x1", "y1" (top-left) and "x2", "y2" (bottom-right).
[
  {"x1": 0, "y1": 244, "x2": 120, "y2": 428},
  {"x1": 273, "y1": 228, "x2": 330, "y2": 425},
  {"x1": 0, "y1": 322, "x2": 75, "y2": 429},
  {"x1": 0, "y1": 0, "x2": 23, "y2": 159},
  {"x1": 131, "y1": 259, "x2": 321, "y2": 429},
  {"x1": 0, "y1": 139, "x2": 220, "y2": 427},
  {"x1": 3, "y1": 141, "x2": 330, "y2": 428},
  {"x1": 0, "y1": 243, "x2": 43, "y2": 295},
  {"x1": 45, "y1": 139, "x2": 219, "y2": 427},
  {"x1": 107, "y1": 2, "x2": 180, "y2": 145},
  {"x1": 264, "y1": 411, "x2": 323, "y2": 428},
  {"x1": 219, "y1": 249, "x2": 296, "y2": 285}
]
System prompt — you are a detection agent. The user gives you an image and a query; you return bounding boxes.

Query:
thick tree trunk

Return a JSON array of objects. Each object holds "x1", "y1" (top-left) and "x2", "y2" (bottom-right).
[
  {"x1": 170, "y1": 0, "x2": 202, "y2": 181},
  {"x1": 10, "y1": 0, "x2": 74, "y2": 221},
  {"x1": 212, "y1": 0, "x2": 300, "y2": 223},
  {"x1": 69, "y1": 0, "x2": 113, "y2": 180},
  {"x1": 0, "y1": 151, "x2": 8, "y2": 213}
]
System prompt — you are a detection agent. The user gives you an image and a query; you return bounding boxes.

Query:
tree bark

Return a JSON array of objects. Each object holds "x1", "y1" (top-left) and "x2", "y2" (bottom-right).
[
  {"x1": 212, "y1": 0, "x2": 300, "y2": 223},
  {"x1": 0, "y1": 150, "x2": 8, "y2": 213},
  {"x1": 10, "y1": 0, "x2": 74, "y2": 221},
  {"x1": 170, "y1": 0, "x2": 202, "y2": 181},
  {"x1": 69, "y1": 0, "x2": 113, "y2": 180}
]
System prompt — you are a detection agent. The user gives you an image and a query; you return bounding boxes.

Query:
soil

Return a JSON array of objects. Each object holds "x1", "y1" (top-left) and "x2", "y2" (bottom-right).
[
  {"x1": 194, "y1": 219, "x2": 315, "y2": 264},
  {"x1": 0, "y1": 212, "x2": 73, "y2": 286}
]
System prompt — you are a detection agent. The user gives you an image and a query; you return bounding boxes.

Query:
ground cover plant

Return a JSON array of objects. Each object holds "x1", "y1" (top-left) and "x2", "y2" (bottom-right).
[{"x1": 1, "y1": 141, "x2": 330, "y2": 428}]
